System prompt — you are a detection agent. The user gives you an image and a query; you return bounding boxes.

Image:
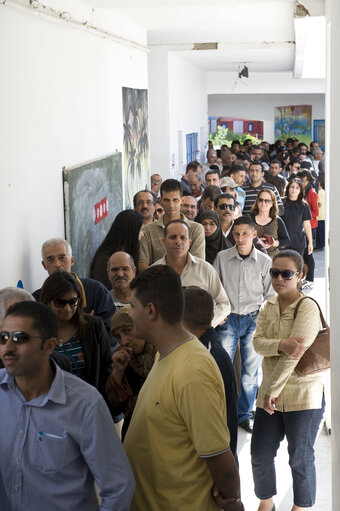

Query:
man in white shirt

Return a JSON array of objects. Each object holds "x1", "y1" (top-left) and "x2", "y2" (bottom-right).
[{"x1": 152, "y1": 220, "x2": 230, "y2": 327}]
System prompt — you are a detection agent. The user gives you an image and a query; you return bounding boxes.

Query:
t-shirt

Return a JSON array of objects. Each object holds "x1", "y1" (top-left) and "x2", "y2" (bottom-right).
[
  {"x1": 282, "y1": 199, "x2": 312, "y2": 255},
  {"x1": 124, "y1": 337, "x2": 230, "y2": 511}
]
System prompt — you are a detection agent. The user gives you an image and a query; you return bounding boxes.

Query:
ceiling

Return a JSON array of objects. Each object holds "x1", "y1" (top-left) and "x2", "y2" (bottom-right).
[{"x1": 83, "y1": 0, "x2": 326, "y2": 79}]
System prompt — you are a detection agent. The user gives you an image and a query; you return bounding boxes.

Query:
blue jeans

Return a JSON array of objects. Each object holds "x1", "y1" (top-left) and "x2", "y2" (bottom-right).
[
  {"x1": 251, "y1": 400, "x2": 325, "y2": 507},
  {"x1": 216, "y1": 311, "x2": 260, "y2": 423}
]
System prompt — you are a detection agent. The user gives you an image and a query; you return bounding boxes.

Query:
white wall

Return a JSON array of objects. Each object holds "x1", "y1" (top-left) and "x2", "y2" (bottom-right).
[
  {"x1": 208, "y1": 93, "x2": 325, "y2": 142},
  {"x1": 168, "y1": 53, "x2": 208, "y2": 178},
  {"x1": 0, "y1": 2, "x2": 148, "y2": 292}
]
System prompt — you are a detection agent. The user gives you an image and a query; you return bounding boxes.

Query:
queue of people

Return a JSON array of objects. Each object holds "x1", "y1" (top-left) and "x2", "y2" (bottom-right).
[{"x1": 0, "y1": 136, "x2": 326, "y2": 511}]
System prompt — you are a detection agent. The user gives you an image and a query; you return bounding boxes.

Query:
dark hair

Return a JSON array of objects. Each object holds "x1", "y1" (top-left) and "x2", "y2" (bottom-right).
[
  {"x1": 40, "y1": 271, "x2": 87, "y2": 338},
  {"x1": 249, "y1": 161, "x2": 264, "y2": 172},
  {"x1": 133, "y1": 190, "x2": 157, "y2": 208},
  {"x1": 164, "y1": 219, "x2": 190, "y2": 238},
  {"x1": 232, "y1": 215, "x2": 255, "y2": 230},
  {"x1": 231, "y1": 140, "x2": 240, "y2": 146},
  {"x1": 266, "y1": 174, "x2": 286, "y2": 197},
  {"x1": 230, "y1": 163, "x2": 246, "y2": 175},
  {"x1": 186, "y1": 161, "x2": 201, "y2": 173},
  {"x1": 270, "y1": 159, "x2": 282, "y2": 168},
  {"x1": 90, "y1": 210, "x2": 143, "y2": 271},
  {"x1": 285, "y1": 178, "x2": 304, "y2": 206},
  {"x1": 206, "y1": 169, "x2": 220, "y2": 178},
  {"x1": 214, "y1": 192, "x2": 235, "y2": 208},
  {"x1": 208, "y1": 165, "x2": 220, "y2": 172},
  {"x1": 272, "y1": 249, "x2": 303, "y2": 273},
  {"x1": 298, "y1": 143, "x2": 308, "y2": 150},
  {"x1": 5, "y1": 301, "x2": 58, "y2": 346},
  {"x1": 183, "y1": 286, "x2": 214, "y2": 328},
  {"x1": 161, "y1": 179, "x2": 183, "y2": 197},
  {"x1": 297, "y1": 170, "x2": 315, "y2": 184},
  {"x1": 203, "y1": 185, "x2": 222, "y2": 202},
  {"x1": 130, "y1": 265, "x2": 184, "y2": 324}
]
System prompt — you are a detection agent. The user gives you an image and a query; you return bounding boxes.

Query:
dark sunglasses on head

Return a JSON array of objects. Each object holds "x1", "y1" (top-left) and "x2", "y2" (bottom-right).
[
  {"x1": 53, "y1": 297, "x2": 79, "y2": 308},
  {"x1": 270, "y1": 268, "x2": 300, "y2": 280},
  {"x1": 218, "y1": 204, "x2": 235, "y2": 211},
  {"x1": 0, "y1": 331, "x2": 42, "y2": 345}
]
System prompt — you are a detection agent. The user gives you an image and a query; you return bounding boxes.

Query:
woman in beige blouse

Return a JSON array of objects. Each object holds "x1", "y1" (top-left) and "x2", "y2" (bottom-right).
[{"x1": 251, "y1": 249, "x2": 324, "y2": 511}]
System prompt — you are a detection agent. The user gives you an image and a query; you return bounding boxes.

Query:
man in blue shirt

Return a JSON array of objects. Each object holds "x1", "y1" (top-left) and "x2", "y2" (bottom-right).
[{"x1": 0, "y1": 301, "x2": 135, "y2": 511}]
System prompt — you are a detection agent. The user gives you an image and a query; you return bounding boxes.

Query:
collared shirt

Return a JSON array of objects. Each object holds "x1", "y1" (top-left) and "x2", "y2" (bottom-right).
[
  {"x1": 213, "y1": 245, "x2": 274, "y2": 315},
  {"x1": 153, "y1": 253, "x2": 230, "y2": 327},
  {"x1": 0, "y1": 365, "x2": 135, "y2": 511},
  {"x1": 242, "y1": 181, "x2": 284, "y2": 215},
  {"x1": 253, "y1": 293, "x2": 324, "y2": 411},
  {"x1": 139, "y1": 213, "x2": 205, "y2": 265}
]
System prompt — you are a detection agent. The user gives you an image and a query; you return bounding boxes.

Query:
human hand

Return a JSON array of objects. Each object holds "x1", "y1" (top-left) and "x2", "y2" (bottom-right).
[
  {"x1": 279, "y1": 337, "x2": 306, "y2": 359},
  {"x1": 263, "y1": 394, "x2": 276, "y2": 415},
  {"x1": 308, "y1": 241, "x2": 313, "y2": 254},
  {"x1": 260, "y1": 238, "x2": 273, "y2": 250},
  {"x1": 212, "y1": 484, "x2": 244, "y2": 510},
  {"x1": 112, "y1": 347, "x2": 132, "y2": 372}
]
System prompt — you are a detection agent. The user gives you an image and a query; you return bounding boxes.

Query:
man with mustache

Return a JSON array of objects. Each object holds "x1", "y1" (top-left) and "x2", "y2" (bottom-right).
[
  {"x1": 107, "y1": 252, "x2": 136, "y2": 309},
  {"x1": 133, "y1": 190, "x2": 157, "y2": 225}
]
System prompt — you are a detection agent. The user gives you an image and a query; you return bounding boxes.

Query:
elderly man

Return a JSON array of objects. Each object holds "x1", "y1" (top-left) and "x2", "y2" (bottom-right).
[
  {"x1": 0, "y1": 301, "x2": 134, "y2": 510},
  {"x1": 181, "y1": 161, "x2": 202, "y2": 195},
  {"x1": 33, "y1": 238, "x2": 115, "y2": 335},
  {"x1": 150, "y1": 174, "x2": 162, "y2": 196},
  {"x1": 152, "y1": 219, "x2": 230, "y2": 327},
  {"x1": 139, "y1": 179, "x2": 205, "y2": 271},
  {"x1": 107, "y1": 252, "x2": 136, "y2": 309},
  {"x1": 188, "y1": 173, "x2": 204, "y2": 199},
  {"x1": 133, "y1": 190, "x2": 157, "y2": 225},
  {"x1": 181, "y1": 195, "x2": 198, "y2": 221}
]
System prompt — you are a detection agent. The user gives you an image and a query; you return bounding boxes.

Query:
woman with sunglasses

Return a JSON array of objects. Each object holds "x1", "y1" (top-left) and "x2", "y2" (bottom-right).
[
  {"x1": 40, "y1": 271, "x2": 112, "y2": 396},
  {"x1": 251, "y1": 250, "x2": 324, "y2": 511},
  {"x1": 250, "y1": 189, "x2": 290, "y2": 259},
  {"x1": 282, "y1": 178, "x2": 313, "y2": 258}
]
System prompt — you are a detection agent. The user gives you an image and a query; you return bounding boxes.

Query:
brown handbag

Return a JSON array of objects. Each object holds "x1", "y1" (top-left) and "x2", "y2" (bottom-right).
[{"x1": 293, "y1": 296, "x2": 330, "y2": 376}]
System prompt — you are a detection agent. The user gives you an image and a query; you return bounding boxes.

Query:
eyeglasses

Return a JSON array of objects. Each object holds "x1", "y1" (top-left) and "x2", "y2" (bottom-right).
[
  {"x1": 269, "y1": 268, "x2": 300, "y2": 280},
  {"x1": 136, "y1": 200, "x2": 153, "y2": 206},
  {"x1": 218, "y1": 204, "x2": 235, "y2": 211},
  {"x1": 258, "y1": 198, "x2": 273, "y2": 204},
  {"x1": 0, "y1": 331, "x2": 42, "y2": 345},
  {"x1": 53, "y1": 298, "x2": 79, "y2": 308}
]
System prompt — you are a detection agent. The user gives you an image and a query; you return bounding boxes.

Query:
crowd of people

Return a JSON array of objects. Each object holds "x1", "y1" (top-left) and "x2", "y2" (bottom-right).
[{"x1": 0, "y1": 136, "x2": 326, "y2": 511}]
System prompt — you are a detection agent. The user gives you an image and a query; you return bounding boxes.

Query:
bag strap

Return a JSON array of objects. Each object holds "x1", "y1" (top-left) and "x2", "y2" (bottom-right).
[{"x1": 293, "y1": 296, "x2": 328, "y2": 329}]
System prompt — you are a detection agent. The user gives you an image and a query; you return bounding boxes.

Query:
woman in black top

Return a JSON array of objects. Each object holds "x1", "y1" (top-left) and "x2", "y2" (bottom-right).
[{"x1": 282, "y1": 178, "x2": 313, "y2": 256}]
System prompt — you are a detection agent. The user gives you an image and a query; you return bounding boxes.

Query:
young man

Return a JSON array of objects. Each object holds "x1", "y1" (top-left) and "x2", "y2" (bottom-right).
[
  {"x1": 124, "y1": 265, "x2": 243, "y2": 511},
  {"x1": 213, "y1": 216, "x2": 274, "y2": 434},
  {"x1": 139, "y1": 179, "x2": 205, "y2": 271},
  {"x1": 0, "y1": 301, "x2": 135, "y2": 510},
  {"x1": 205, "y1": 169, "x2": 222, "y2": 187},
  {"x1": 153, "y1": 220, "x2": 230, "y2": 327}
]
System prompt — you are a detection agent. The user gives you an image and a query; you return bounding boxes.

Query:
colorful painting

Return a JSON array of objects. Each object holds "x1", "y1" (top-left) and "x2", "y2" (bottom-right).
[
  {"x1": 122, "y1": 87, "x2": 150, "y2": 208},
  {"x1": 274, "y1": 105, "x2": 312, "y2": 144}
]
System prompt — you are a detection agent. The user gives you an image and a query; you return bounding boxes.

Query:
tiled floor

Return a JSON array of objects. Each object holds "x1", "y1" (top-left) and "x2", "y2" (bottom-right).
[{"x1": 238, "y1": 249, "x2": 332, "y2": 511}]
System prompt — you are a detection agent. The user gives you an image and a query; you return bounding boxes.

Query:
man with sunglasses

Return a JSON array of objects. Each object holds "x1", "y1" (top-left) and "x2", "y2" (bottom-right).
[
  {"x1": 0, "y1": 301, "x2": 135, "y2": 511},
  {"x1": 213, "y1": 216, "x2": 274, "y2": 434}
]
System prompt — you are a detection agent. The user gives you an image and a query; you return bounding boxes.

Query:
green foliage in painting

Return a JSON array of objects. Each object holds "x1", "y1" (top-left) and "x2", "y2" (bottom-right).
[{"x1": 209, "y1": 126, "x2": 262, "y2": 147}]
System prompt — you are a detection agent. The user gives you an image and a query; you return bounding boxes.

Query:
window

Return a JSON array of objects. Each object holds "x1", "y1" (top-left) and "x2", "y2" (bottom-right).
[{"x1": 186, "y1": 132, "x2": 198, "y2": 163}]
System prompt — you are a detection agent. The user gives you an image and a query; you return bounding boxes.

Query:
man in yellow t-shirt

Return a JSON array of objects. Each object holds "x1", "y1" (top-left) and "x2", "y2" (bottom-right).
[{"x1": 124, "y1": 265, "x2": 243, "y2": 511}]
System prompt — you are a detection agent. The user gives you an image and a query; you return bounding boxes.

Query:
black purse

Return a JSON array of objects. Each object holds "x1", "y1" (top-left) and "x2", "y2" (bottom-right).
[{"x1": 293, "y1": 296, "x2": 330, "y2": 376}]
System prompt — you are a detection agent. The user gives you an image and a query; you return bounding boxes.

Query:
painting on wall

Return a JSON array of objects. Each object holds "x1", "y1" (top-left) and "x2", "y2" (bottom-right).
[
  {"x1": 63, "y1": 153, "x2": 123, "y2": 278},
  {"x1": 122, "y1": 87, "x2": 150, "y2": 208},
  {"x1": 274, "y1": 105, "x2": 312, "y2": 144}
]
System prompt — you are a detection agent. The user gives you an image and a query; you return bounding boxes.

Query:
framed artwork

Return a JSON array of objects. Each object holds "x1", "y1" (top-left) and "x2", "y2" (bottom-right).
[{"x1": 274, "y1": 105, "x2": 312, "y2": 144}]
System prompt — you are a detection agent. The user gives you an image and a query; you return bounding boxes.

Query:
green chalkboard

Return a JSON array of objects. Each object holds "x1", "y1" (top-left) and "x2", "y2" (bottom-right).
[{"x1": 63, "y1": 153, "x2": 123, "y2": 278}]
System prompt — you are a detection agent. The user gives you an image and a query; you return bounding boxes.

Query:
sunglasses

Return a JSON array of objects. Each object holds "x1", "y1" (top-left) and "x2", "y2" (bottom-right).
[
  {"x1": 53, "y1": 298, "x2": 78, "y2": 308},
  {"x1": 0, "y1": 331, "x2": 42, "y2": 345},
  {"x1": 258, "y1": 198, "x2": 273, "y2": 204},
  {"x1": 269, "y1": 268, "x2": 300, "y2": 280},
  {"x1": 218, "y1": 204, "x2": 235, "y2": 211}
]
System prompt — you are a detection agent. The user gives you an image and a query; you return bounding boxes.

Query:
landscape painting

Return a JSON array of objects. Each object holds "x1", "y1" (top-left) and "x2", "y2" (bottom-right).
[
  {"x1": 122, "y1": 87, "x2": 150, "y2": 208},
  {"x1": 274, "y1": 105, "x2": 312, "y2": 145}
]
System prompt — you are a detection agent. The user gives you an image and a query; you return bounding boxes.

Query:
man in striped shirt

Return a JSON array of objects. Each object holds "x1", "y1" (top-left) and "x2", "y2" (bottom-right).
[{"x1": 242, "y1": 162, "x2": 284, "y2": 215}]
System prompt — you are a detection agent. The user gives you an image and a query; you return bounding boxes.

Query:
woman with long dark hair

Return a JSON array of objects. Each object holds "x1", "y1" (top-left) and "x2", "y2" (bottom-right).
[
  {"x1": 90, "y1": 210, "x2": 143, "y2": 289},
  {"x1": 282, "y1": 178, "x2": 313, "y2": 257},
  {"x1": 251, "y1": 249, "x2": 324, "y2": 511},
  {"x1": 250, "y1": 189, "x2": 290, "y2": 259},
  {"x1": 40, "y1": 271, "x2": 112, "y2": 396}
]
